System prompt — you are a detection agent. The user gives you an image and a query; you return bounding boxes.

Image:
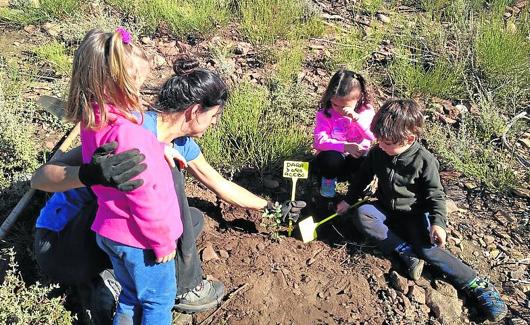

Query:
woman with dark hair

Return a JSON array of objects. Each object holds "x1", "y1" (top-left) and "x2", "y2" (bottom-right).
[{"x1": 31, "y1": 59, "x2": 305, "y2": 322}]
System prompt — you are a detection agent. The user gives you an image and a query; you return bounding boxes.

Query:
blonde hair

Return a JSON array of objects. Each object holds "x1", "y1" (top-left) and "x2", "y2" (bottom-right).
[{"x1": 65, "y1": 29, "x2": 148, "y2": 129}]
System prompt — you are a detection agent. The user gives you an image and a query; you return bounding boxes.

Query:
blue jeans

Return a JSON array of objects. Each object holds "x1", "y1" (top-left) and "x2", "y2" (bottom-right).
[
  {"x1": 96, "y1": 234, "x2": 176, "y2": 325},
  {"x1": 353, "y1": 203, "x2": 477, "y2": 288}
]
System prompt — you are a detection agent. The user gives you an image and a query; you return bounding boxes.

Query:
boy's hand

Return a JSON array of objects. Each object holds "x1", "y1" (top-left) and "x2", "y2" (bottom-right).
[
  {"x1": 336, "y1": 200, "x2": 351, "y2": 215},
  {"x1": 430, "y1": 225, "x2": 447, "y2": 248},
  {"x1": 156, "y1": 250, "x2": 176, "y2": 263},
  {"x1": 164, "y1": 145, "x2": 187, "y2": 170}
]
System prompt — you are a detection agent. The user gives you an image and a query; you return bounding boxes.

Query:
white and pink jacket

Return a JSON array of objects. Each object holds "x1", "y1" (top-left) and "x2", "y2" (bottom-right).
[{"x1": 313, "y1": 104, "x2": 376, "y2": 153}]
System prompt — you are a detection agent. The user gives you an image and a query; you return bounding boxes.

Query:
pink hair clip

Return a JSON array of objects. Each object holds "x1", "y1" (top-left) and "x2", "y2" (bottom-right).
[{"x1": 116, "y1": 27, "x2": 132, "y2": 45}]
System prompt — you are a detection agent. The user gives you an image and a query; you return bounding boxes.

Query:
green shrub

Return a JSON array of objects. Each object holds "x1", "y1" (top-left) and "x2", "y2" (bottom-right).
[
  {"x1": 0, "y1": 248, "x2": 75, "y2": 324},
  {"x1": 361, "y1": 0, "x2": 385, "y2": 15},
  {"x1": 239, "y1": 0, "x2": 323, "y2": 44},
  {"x1": 272, "y1": 41, "x2": 305, "y2": 86},
  {"x1": 199, "y1": 82, "x2": 310, "y2": 173},
  {"x1": 474, "y1": 16, "x2": 530, "y2": 101},
  {"x1": 389, "y1": 56, "x2": 464, "y2": 99},
  {"x1": 33, "y1": 41, "x2": 71, "y2": 76},
  {"x1": 0, "y1": 0, "x2": 80, "y2": 25},
  {"x1": 426, "y1": 100, "x2": 518, "y2": 191},
  {"x1": 105, "y1": 0, "x2": 231, "y2": 36}
]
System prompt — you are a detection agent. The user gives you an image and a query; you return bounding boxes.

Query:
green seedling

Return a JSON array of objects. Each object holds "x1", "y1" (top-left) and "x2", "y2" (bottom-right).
[
  {"x1": 299, "y1": 198, "x2": 368, "y2": 243},
  {"x1": 282, "y1": 160, "x2": 309, "y2": 236}
]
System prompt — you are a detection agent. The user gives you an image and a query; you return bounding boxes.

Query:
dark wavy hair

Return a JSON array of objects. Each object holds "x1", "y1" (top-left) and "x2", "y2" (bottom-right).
[
  {"x1": 319, "y1": 69, "x2": 369, "y2": 118},
  {"x1": 154, "y1": 58, "x2": 228, "y2": 113},
  {"x1": 370, "y1": 99, "x2": 424, "y2": 144}
]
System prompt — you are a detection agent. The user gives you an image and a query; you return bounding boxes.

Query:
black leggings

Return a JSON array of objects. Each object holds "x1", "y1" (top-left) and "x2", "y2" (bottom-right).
[
  {"x1": 34, "y1": 168, "x2": 204, "y2": 295},
  {"x1": 311, "y1": 150, "x2": 364, "y2": 181}
]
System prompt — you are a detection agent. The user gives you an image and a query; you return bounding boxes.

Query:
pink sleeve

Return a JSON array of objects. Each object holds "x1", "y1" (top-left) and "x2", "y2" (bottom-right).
[
  {"x1": 313, "y1": 111, "x2": 345, "y2": 152},
  {"x1": 113, "y1": 124, "x2": 177, "y2": 258},
  {"x1": 356, "y1": 106, "x2": 376, "y2": 149}
]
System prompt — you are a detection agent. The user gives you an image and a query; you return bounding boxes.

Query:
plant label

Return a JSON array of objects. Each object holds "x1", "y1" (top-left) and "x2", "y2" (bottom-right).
[{"x1": 283, "y1": 161, "x2": 309, "y2": 179}]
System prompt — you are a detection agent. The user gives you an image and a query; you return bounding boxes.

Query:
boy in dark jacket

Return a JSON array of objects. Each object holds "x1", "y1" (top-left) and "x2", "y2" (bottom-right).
[{"x1": 336, "y1": 99, "x2": 507, "y2": 322}]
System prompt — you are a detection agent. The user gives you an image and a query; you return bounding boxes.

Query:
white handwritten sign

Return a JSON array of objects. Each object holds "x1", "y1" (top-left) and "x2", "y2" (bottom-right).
[{"x1": 283, "y1": 161, "x2": 309, "y2": 179}]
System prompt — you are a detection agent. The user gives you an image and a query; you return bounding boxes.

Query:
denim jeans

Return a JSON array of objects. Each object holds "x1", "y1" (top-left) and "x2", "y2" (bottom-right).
[
  {"x1": 96, "y1": 234, "x2": 176, "y2": 325},
  {"x1": 353, "y1": 203, "x2": 477, "y2": 288}
]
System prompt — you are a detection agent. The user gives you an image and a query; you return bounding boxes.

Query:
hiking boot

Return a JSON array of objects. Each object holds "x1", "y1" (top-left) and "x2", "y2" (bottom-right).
[
  {"x1": 77, "y1": 269, "x2": 121, "y2": 325},
  {"x1": 174, "y1": 279, "x2": 225, "y2": 313},
  {"x1": 464, "y1": 277, "x2": 508, "y2": 322},
  {"x1": 397, "y1": 250, "x2": 424, "y2": 281}
]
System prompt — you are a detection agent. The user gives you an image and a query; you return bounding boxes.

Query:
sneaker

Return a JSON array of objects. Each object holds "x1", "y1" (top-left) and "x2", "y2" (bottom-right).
[
  {"x1": 174, "y1": 279, "x2": 225, "y2": 313},
  {"x1": 397, "y1": 250, "x2": 424, "y2": 281},
  {"x1": 320, "y1": 177, "x2": 337, "y2": 198},
  {"x1": 464, "y1": 277, "x2": 508, "y2": 322}
]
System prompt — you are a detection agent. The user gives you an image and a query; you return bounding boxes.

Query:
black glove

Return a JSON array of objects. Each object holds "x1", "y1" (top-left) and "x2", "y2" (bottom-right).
[
  {"x1": 78, "y1": 141, "x2": 147, "y2": 192},
  {"x1": 267, "y1": 200, "x2": 307, "y2": 223}
]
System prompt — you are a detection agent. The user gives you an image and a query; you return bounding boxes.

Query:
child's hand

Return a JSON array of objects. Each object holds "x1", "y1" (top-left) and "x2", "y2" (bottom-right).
[
  {"x1": 430, "y1": 225, "x2": 447, "y2": 248},
  {"x1": 156, "y1": 249, "x2": 176, "y2": 263},
  {"x1": 343, "y1": 107, "x2": 360, "y2": 121},
  {"x1": 336, "y1": 200, "x2": 351, "y2": 215},
  {"x1": 164, "y1": 145, "x2": 187, "y2": 170},
  {"x1": 344, "y1": 143, "x2": 364, "y2": 158}
]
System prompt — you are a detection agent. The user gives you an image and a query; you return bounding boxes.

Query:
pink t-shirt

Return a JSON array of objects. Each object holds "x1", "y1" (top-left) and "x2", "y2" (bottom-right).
[
  {"x1": 313, "y1": 104, "x2": 376, "y2": 153},
  {"x1": 81, "y1": 103, "x2": 182, "y2": 259}
]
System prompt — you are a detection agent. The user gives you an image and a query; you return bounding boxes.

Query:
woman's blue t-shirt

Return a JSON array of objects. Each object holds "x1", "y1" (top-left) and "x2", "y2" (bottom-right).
[{"x1": 36, "y1": 110, "x2": 201, "y2": 231}]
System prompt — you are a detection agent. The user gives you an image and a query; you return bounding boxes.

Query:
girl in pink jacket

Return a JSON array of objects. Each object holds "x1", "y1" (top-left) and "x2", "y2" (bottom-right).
[{"x1": 313, "y1": 70, "x2": 375, "y2": 198}]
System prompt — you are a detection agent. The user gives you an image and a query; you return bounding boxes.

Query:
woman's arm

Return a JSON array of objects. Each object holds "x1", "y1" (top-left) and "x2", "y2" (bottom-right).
[
  {"x1": 31, "y1": 146, "x2": 85, "y2": 192},
  {"x1": 187, "y1": 154, "x2": 268, "y2": 210}
]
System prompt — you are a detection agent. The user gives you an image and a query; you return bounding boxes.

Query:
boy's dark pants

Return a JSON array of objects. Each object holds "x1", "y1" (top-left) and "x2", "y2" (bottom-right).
[
  {"x1": 312, "y1": 150, "x2": 364, "y2": 181},
  {"x1": 353, "y1": 203, "x2": 476, "y2": 288},
  {"x1": 34, "y1": 168, "x2": 204, "y2": 295}
]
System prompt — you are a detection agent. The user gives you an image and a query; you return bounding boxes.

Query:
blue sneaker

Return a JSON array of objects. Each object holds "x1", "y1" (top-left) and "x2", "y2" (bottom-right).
[
  {"x1": 320, "y1": 177, "x2": 336, "y2": 198},
  {"x1": 464, "y1": 277, "x2": 508, "y2": 322}
]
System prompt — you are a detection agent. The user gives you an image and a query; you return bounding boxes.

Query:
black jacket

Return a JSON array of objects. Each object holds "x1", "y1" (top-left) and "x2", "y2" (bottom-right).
[{"x1": 346, "y1": 141, "x2": 447, "y2": 229}]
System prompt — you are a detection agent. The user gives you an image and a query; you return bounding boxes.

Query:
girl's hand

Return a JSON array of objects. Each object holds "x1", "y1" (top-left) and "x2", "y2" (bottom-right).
[
  {"x1": 430, "y1": 225, "x2": 447, "y2": 248},
  {"x1": 164, "y1": 145, "x2": 187, "y2": 170},
  {"x1": 343, "y1": 106, "x2": 360, "y2": 121},
  {"x1": 336, "y1": 200, "x2": 351, "y2": 215},
  {"x1": 156, "y1": 249, "x2": 176, "y2": 263},
  {"x1": 344, "y1": 143, "x2": 365, "y2": 158}
]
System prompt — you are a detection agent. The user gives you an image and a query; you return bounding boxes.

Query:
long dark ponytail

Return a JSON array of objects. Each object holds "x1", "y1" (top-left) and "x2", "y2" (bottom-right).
[{"x1": 319, "y1": 69, "x2": 369, "y2": 117}]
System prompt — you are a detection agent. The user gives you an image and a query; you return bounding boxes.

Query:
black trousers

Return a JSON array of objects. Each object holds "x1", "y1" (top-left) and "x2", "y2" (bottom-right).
[
  {"x1": 311, "y1": 150, "x2": 364, "y2": 181},
  {"x1": 353, "y1": 203, "x2": 477, "y2": 288},
  {"x1": 34, "y1": 168, "x2": 204, "y2": 295}
]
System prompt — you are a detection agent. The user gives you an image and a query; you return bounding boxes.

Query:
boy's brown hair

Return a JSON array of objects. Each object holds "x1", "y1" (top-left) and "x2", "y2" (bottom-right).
[
  {"x1": 370, "y1": 99, "x2": 424, "y2": 144},
  {"x1": 65, "y1": 29, "x2": 147, "y2": 130}
]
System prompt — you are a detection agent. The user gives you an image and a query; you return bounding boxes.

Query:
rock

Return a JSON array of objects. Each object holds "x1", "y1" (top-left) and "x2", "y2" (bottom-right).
[
  {"x1": 408, "y1": 285, "x2": 426, "y2": 304},
  {"x1": 433, "y1": 280, "x2": 458, "y2": 298},
  {"x1": 426, "y1": 286, "x2": 463, "y2": 323},
  {"x1": 509, "y1": 318, "x2": 528, "y2": 325},
  {"x1": 201, "y1": 244, "x2": 219, "y2": 262},
  {"x1": 483, "y1": 235, "x2": 495, "y2": 245},
  {"x1": 140, "y1": 36, "x2": 153, "y2": 45},
  {"x1": 494, "y1": 210, "x2": 516, "y2": 224},
  {"x1": 42, "y1": 22, "x2": 60, "y2": 37},
  {"x1": 152, "y1": 54, "x2": 166, "y2": 68},
  {"x1": 389, "y1": 271, "x2": 409, "y2": 293},
  {"x1": 219, "y1": 249, "x2": 229, "y2": 259},
  {"x1": 263, "y1": 176, "x2": 280, "y2": 189},
  {"x1": 446, "y1": 199, "x2": 459, "y2": 215},
  {"x1": 414, "y1": 277, "x2": 431, "y2": 289},
  {"x1": 519, "y1": 136, "x2": 530, "y2": 149},
  {"x1": 174, "y1": 311, "x2": 193, "y2": 325},
  {"x1": 234, "y1": 42, "x2": 252, "y2": 55},
  {"x1": 512, "y1": 187, "x2": 530, "y2": 199},
  {"x1": 375, "y1": 13, "x2": 390, "y2": 23},
  {"x1": 23, "y1": 25, "x2": 37, "y2": 33},
  {"x1": 464, "y1": 182, "x2": 477, "y2": 190},
  {"x1": 455, "y1": 104, "x2": 468, "y2": 115},
  {"x1": 256, "y1": 243, "x2": 265, "y2": 251}
]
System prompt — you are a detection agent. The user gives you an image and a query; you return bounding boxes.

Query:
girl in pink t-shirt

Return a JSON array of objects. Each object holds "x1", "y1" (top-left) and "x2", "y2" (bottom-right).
[
  {"x1": 64, "y1": 28, "x2": 181, "y2": 324},
  {"x1": 313, "y1": 70, "x2": 376, "y2": 198}
]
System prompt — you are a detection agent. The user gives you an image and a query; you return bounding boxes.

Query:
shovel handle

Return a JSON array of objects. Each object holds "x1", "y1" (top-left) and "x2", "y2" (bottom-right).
[{"x1": 314, "y1": 198, "x2": 369, "y2": 228}]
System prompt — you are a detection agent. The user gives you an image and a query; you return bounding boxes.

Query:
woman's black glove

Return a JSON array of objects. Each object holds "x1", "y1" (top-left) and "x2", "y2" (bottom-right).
[
  {"x1": 266, "y1": 200, "x2": 307, "y2": 223},
  {"x1": 78, "y1": 141, "x2": 147, "y2": 192}
]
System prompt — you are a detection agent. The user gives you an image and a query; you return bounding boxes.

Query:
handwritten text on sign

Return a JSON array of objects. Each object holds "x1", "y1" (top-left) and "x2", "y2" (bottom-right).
[{"x1": 283, "y1": 161, "x2": 309, "y2": 179}]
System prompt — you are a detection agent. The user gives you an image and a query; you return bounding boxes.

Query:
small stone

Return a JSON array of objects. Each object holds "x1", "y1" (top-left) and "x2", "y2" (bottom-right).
[
  {"x1": 13, "y1": 41, "x2": 20, "y2": 47},
  {"x1": 234, "y1": 42, "x2": 252, "y2": 55},
  {"x1": 509, "y1": 318, "x2": 528, "y2": 325},
  {"x1": 455, "y1": 104, "x2": 468, "y2": 115},
  {"x1": 483, "y1": 235, "x2": 495, "y2": 245},
  {"x1": 140, "y1": 36, "x2": 153, "y2": 45},
  {"x1": 464, "y1": 182, "x2": 477, "y2": 190},
  {"x1": 219, "y1": 249, "x2": 229, "y2": 258},
  {"x1": 152, "y1": 54, "x2": 166, "y2": 68},
  {"x1": 375, "y1": 13, "x2": 391, "y2": 23},
  {"x1": 389, "y1": 271, "x2": 409, "y2": 293},
  {"x1": 433, "y1": 280, "x2": 458, "y2": 298},
  {"x1": 42, "y1": 22, "x2": 60, "y2": 37},
  {"x1": 23, "y1": 25, "x2": 37, "y2": 33},
  {"x1": 426, "y1": 287, "x2": 463, "y2": 323},
  {"x1": 512, "y1": 187, "x2": 530, "y2": 199},
  {"x1": 201, "y1": 244, "x2": 219, "y2": 262},
  {"x1": 256, "y1": 243, "x2": 265, "y2": 251},
  {"x1": 408, "y1": 286, "x2": 426, "y2": 304},
  {"x1": 317, "y1": 291, "x2": 325, "y2": 299},
  {"x1": 446, "y1": 199, "x2": 459, "y2": 215}
]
